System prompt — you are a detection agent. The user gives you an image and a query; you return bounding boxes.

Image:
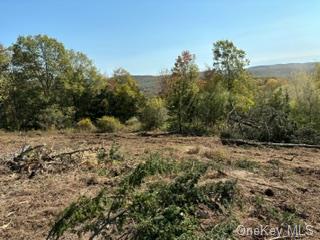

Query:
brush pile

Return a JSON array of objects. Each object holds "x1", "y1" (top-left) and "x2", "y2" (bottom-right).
[{"x1": 4, "y1": 144, "x2": 105, "y2": 178}]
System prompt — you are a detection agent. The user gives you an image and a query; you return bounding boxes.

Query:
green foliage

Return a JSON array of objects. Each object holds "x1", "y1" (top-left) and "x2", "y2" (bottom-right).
[
  {"x1": 76, "y1": 118, "x2": 96, "y2": 132},
  {"x1": 96, "y1": 116, "x2": 123, "y2": 133},
  {"x1": 196, "y1": 70, "x2": 228, "y2": 132},
  {"x1": 166, "y1": 51, "x2": 200, "y2": 133},
  {"x1": 139, "y1": 97, "x2": 167, "y2": 130},
  {"x1": 108, "y1": 141, "x2": 124, "y2": 161},
  {"x1": 233, "y1": 159, "x2": 260, "y2": 172},
  {"x1": 106, "y1": 68, "x2": 143, "y2": 122},
  {"x1": 212, "y1": 40, "x2": 255, "y2": 119},
  {"x1": 96, "y1": 148, "x2": 107, "y2": 163},
  {"x1": 47, "y1": 154, "x2": 239, "y2": 240},
  {"x1": 252, "y1": 195, "x2": 303, "y2": 227},
  {"x1": 125, "y1": 116, "x2": 142, "y2": 131},
  {"x1": 3, "y1": 35, "x2": 70, "y2": 129},
  {"x1": 227, "y1": 88, "x2": 297, "y2": 142},
  {"x1": 2, "y1": 35, "x2": 320, "y2": 145},
  {"x1": 64, "y1": 49, "x2": 107, "y2": 121},
  {"x1": 37, "y1": 105, "x2": 75, "y2": 130},
  {"x1": 290, "y1": 71, "x2": 320, "y2": 131},
  {"x1": 0, "y1": 35, "x2": 108, "y2": 130},
  {"x1": 47, "y1": 190, "x2": 109, "y2": 240},
  {"x1": 125, "y1": 153, "x2": 177, "y2": 188},
  {"x1": 213, "y1": 40, "x2": 249, "y2": 92},
  {"x1": 206, "y1": 217, "x2": 239, "y2": 240},
  {"x1": 201, "y1": 180, "x2": 238, "y2": 209}
]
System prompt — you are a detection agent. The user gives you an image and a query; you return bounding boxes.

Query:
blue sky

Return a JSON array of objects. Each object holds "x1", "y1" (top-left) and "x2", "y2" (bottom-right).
[{"x1": 1, "y1": 0, "x2": 320, "y2": 75}]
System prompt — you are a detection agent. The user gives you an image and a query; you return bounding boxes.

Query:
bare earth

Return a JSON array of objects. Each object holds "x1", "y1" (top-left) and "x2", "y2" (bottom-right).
[{"x1": 0, "y1": 132, "x2": 319, "y2": 239}]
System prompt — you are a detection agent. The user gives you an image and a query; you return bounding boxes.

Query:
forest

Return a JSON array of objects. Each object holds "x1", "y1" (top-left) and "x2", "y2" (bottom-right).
[{"x1": 1, "y1": 34, "x2": 320, "y2": 144}]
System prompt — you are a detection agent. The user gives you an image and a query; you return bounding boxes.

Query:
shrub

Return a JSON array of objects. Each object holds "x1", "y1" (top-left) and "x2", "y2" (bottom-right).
[
  {"x1": 108, "y1": 141, "x2": 124, "y2": 161},
  {"x1": 96, "y1": 116, "x2": 123, "y2": 133},
  {"x1": 37, "y1": 105, "x2": 75, "y2": 130},
  {"x1": 139, "y1": 97, "x2": 167, "y2": 130},
  {"x1": 125, "y1": 117, "x2": 141, "y2": 132},
  {"x1": 76, "y1": 118, "x2": 96, "y2": 132}
]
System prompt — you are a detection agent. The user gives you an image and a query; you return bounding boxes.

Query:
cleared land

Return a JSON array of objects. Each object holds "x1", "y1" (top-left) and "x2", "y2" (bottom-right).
[{"x1": 0, "y1": 132, "x2": 319, "y2": 239}]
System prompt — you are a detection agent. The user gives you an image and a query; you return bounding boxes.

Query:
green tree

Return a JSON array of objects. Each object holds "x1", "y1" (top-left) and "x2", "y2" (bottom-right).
[
  {"x1": 197, "y1": 69, "x2": 228, "y2": 129},
  {"x1": 166, "y1": 51, "x2": 199, "y2": 133},
  {"x1": 213, "y1": 40, "x2": 252, "y2": 112},
  {"x1": 64, "y1": 50, "x2": 107, "y2": 120},
  {"x1": 213, "y1": 40, "x2": 249, "y2": 91},
  {"x1": 0, "y1": 44, "x2": 11, "y2": 128},
  {"x1": 106, "y1": 68, "x2": 143, "y2": 122},
  {"x1": 11, "y1": 35, "x2": 69, "y2": 100},
  {"x1": 6, "y1": 35, "x2": 69, "y2": 129},
  {"x1": 0, "y1": 35, "x2": 109, "y2": 130}
]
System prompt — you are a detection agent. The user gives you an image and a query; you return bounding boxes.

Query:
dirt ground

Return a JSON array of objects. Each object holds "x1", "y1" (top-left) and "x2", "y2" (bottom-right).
[{"x1": 0, "y1": 131, "x2": 320, "y2": 239}]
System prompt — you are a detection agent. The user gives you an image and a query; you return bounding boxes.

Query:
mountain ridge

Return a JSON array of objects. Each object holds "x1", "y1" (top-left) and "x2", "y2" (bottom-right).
[{"x1": 133, "y1": 62, "x2": 319, "y2": 93}]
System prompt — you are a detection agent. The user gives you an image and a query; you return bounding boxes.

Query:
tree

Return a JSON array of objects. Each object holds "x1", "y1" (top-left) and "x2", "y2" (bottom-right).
[
  {"x1": 0, "y1": 44, "x2": 10, "y2": 100},
  {"x1": 197, "y1": 69, "x2": 228, "y2": 129},
  {"x1": 213, "y1": 40, "x2": 251, "y2": 112},
  {"x1": 11, "y1": 35, "x2": 69, "y2": 100},
  {"x1": 166, "y1": 51, "x2": 199, "y2": 133},
  {"x1": 0, "y1": 44, "x2": 11, "y2": 128},
  {"x1": 106, "y1": 68, "x2": 143, "y2": 122},
  {"x1": 158, "y1": 69, "x2": 171, "y2": 97},
  {"x1": 4, "y1": 35, "x2": 70, "y2": 129},
  {"x1": 213, "y1": 40, "x2": 249, "y2": 91},
  {"x1": 0, "y1": 35, "x2": 111, "y2": 130},
  {"x1": 64, "y1": 50, "x2": 107, "y2": 121}
]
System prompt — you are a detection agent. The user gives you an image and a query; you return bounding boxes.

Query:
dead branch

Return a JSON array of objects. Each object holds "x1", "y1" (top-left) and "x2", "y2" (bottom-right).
[
  {"x1": 14, "y1": 144, "x2": 45, "y2": 160},
  {"x1": 51, "y1": 146, "x2": 104, "y2": 159},
  {"x1": 6, "y1": 145, "x2": 106, "y2": 176},
  {"x1": 221, "y1": 138, "x2": 320, "y2": 149}
]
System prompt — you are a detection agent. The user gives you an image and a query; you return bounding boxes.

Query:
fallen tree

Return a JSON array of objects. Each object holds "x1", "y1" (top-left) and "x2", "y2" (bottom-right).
[{"x1": 221, "y1": 138, "x2": 320, "y2": 149}]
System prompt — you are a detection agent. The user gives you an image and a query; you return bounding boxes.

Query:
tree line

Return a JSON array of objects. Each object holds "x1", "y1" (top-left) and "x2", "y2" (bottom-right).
[{"x1": 1, "y1": 35, "x2": 320, "y2": 143}]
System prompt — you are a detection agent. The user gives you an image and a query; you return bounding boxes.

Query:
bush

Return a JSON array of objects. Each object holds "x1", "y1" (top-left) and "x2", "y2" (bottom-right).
[
  {"x1": 97, "y1": 116, "x2": 123, "y2": 133},
  {"x1": 37, "y1": 105, "x2": 75, "y2": 130},
  {"x1": 139, "y1": 97, "x2": 167, "y2": 130},
  {"x1": 294, "y1": 126, "x2": 320, "y2": 144},
  {"x1": 125, "y1": 117, "x2": 142, "y2": 132},
  {"x1": 76, "y1": 118, "x2": 96, "y2": 132}
]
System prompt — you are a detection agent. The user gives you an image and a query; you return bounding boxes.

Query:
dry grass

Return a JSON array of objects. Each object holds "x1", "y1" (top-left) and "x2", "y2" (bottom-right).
[{"x1": 0, "y1": 132, "x2": 319, "y2": 239}]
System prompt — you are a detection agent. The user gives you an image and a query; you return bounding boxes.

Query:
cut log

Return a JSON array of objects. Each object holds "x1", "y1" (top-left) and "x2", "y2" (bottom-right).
[{"x1": 221, "y1": 138, "x2": 320, "y2": 149}]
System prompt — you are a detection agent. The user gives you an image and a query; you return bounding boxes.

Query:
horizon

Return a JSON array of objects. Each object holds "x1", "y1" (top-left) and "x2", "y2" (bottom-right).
[{"x1": 1, "y1": 0, "x2": 320, "y2": 75}]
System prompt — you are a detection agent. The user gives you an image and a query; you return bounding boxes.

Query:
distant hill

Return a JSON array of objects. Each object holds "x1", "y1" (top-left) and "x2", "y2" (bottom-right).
[
  {"x1": 133, "y1": 62, "x2": 319, "y2": 94},
  {"x1": 132, "y1": 75, "x2": 160, "y2": 94},
  {"x1": 248, "y1": 62, "x2": 318, "y2": 78}
]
